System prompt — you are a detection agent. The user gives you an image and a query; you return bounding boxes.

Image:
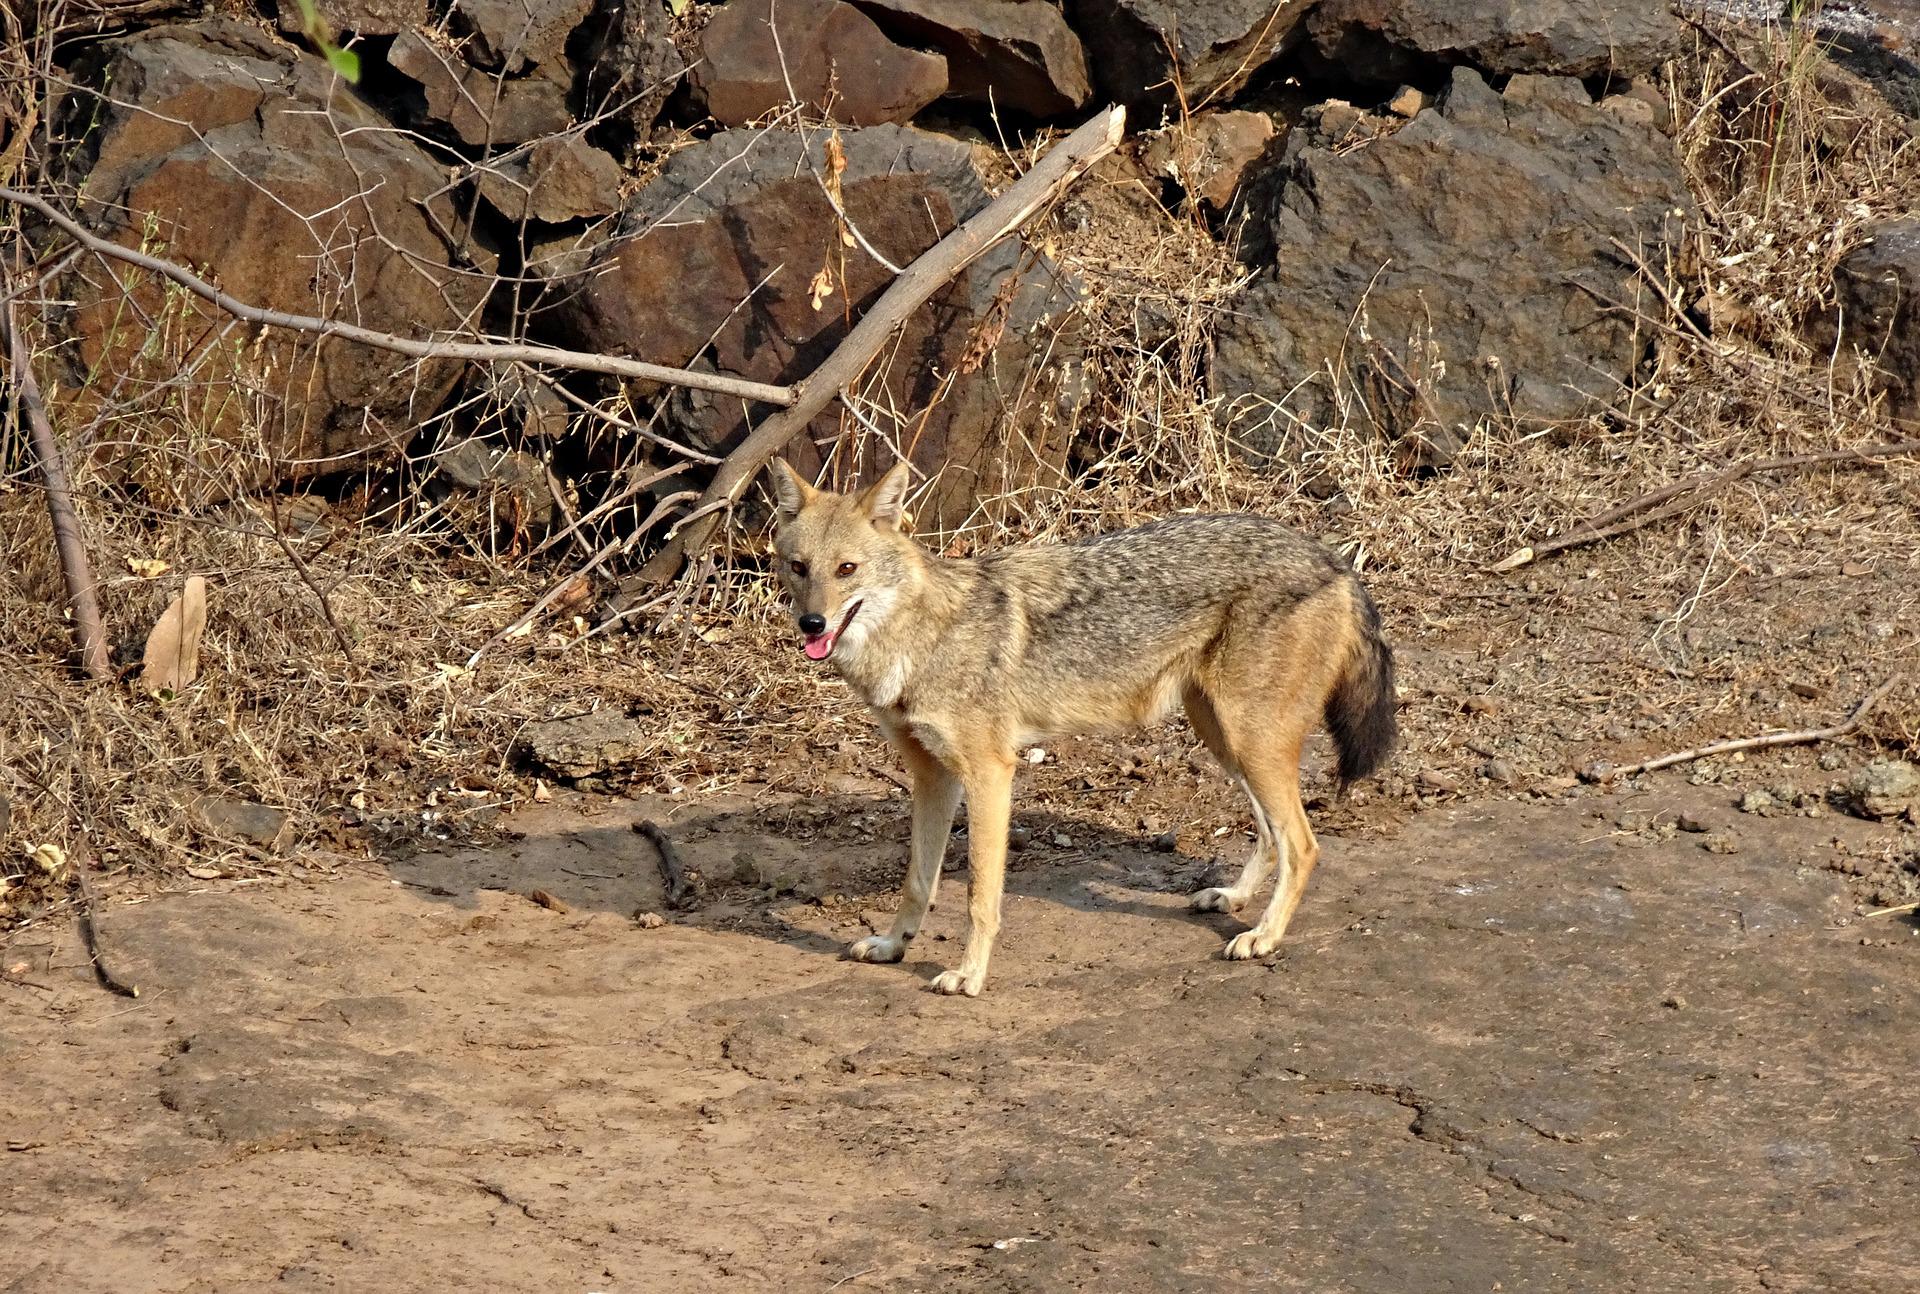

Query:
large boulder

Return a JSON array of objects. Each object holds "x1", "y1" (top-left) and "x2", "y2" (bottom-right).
[
  {"x1": 850, "y1": 0, "x2": 1092, "y2": 117},
  {"x1": 574, "y1": 0, "x2": 688, "y2": 142},
  {"x1": 548, "y1": 125, "x2": 1077, "y2": 530},
  {"x1": 53, "y1": 21, "x2": 490, "y2": 502},
  {"x1": 1829, "y1": 218, "x2": 1920, "y2": 420},
  {"x1": 1308, "y1": 0, "x2": 1686, "y2": 83},
  {"x1": 446, "y1": 0, "x2": 595, "y2": 75},
  {"x1": 1213, "y1": 69, "x2": 1692, "y2": 464},
  {"x1": 688, "y1": 0, "x2": 948, "y2": 126},
  {"x1": 1066, "y1": 0, "x2": 1312, "y2": 119},
  {"x1": 277, "y1": 0, "x2": 427, "y2": 37}
]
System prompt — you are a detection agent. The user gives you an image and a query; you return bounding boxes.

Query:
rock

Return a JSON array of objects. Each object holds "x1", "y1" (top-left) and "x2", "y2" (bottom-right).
[
  {"x1": 390, "y1": 29, "x2": 572, "y2": 145},
  {"x1": 1844, "y1": 761, "x2": 1920, "y2": 821},
  {"x1": 278, "y1": 0, "x2": 426, "y2": 37},
  {"x1": 1152, "y1": 830, "x2": 1179, "y2": 852},
  {"x1": 550, "y1": 125, "x2": 1078, "y2": 530},
  {"x1": 1675, "y1": 812, "x2": 1710, "y2": 834},
  {"x1": 1308, "y1": 0, "x2": 1685, "y2": 84},
  {"x1": 1142, "y1": 110, "x2": 1276, "y2": 211},
  {"x1": 1068, "y1": 0, "x2": 1312, "y2": 117},
  {"x1": 1214, "y1": 69, "x2": 1691, "y2": 466},
  {"x1": 1739, "y1": 789, "x2": 1784, "y2": 816},
  {"x1": 1690, "y1": 0, "x2": 1920, "y2": 118},
  {"x1": 194, "y1": 797, "x2": 292, "y2": 851},
  {"x1": 1481, "y1": 758, "x2": 1518, "y2": 787},
  {"x1": 1386, "y1": 85, "x2": 1430, "y2": 117},
  {"x1": 1829, "y1": 218, "x2": 1920, "y2": 421},
  {"x1": 432, "y1": 434, "x2": 559, "y2": 537},
  {"x1": 447, "y1": 0, "x2": 594, "y2": 75},
  {"x1": 689, "y1": 0, "x2": 949, "y2": 127},
  {"x1": 851, "y1": 0, "x2": 1092, "y2": 116},
  {"x1": 1702, "y1": 833, "x2": 1740, "y2": 855},
  {"x1": 575, "y1": 0, "x2": 686, "y2": 142},
  {"x1": 519, "y1": 712, "x2": 651, "y2": 780},
  {"x1": 54, "y1": 21, "x2": 491, "y2": 503},
  {"x1": 477, "y1": 135, "x2": 627, "y2": 224},
  {"x1": 1418, "y1": 768, "x2": 1460, "y2": 793}
]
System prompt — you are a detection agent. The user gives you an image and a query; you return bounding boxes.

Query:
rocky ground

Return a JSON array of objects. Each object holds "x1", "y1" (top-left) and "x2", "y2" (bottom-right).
[{"x1": 3, "y1": 769, "x2": 1915, "y2": 1291}]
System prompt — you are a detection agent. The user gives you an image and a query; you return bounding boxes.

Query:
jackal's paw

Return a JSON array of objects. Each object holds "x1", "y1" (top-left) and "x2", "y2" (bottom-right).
[
  {"x1": 1189, "y1": 887, "x2": 1245, "y2": 913},
  {"x1": 845, "y1": 934, "x2": 907, "y2": 964},
  {"x1": 927, "y1": 969, "x2": 983, "y2": 997},
  {"x1": 1222, "y1": 929, "x2": 1282, "y2": 961}
]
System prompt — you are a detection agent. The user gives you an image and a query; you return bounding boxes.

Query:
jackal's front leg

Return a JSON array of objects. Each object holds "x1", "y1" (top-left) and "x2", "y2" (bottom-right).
[
  {"x1": 847, "y1": 736, "x2": 961, "y2": 965},
  {"x1": 928, "y1": 755, "x2": 1014, "y2": 997}
]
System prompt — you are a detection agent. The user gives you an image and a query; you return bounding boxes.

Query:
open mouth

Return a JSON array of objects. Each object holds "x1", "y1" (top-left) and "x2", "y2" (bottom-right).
[{"x1": 802, "y1": 599, "x2": 863, "y2": 661}]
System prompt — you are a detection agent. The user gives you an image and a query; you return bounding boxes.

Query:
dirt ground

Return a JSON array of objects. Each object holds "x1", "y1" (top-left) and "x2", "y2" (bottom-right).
[{"x1": 5, "y1": 731, "x2": 1917, "y2": 1290}]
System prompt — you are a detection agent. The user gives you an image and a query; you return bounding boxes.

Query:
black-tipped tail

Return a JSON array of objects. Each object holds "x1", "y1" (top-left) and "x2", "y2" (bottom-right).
[{"x1": 1325, "y1": 583, "x2": 1397, "y2": 787}]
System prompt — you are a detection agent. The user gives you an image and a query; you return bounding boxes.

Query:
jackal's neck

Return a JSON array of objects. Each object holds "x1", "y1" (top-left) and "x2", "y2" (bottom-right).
[{"x1": 837, "y1": 538, "x2": 965, "y2": 708}]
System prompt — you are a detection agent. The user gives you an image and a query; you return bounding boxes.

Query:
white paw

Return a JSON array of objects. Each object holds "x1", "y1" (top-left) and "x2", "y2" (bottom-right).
[
  {"x1": 1189, "y1": 887, "x2": 1245, "y2": 913},
  {"x1": 1223, "y1": 929, "x2": 1281, "y2": 961},
  {"x1": 927, "y1": 969, "x2": 983, "y2": 997},
  {"x1": 846, "y1": 934, "x2": 906, "y2": 964}
]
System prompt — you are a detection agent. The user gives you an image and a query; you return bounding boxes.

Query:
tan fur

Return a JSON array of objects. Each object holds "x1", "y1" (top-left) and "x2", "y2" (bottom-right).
[{"x1": 771, "y1": 461, "x2": 1396, "y2": 996}]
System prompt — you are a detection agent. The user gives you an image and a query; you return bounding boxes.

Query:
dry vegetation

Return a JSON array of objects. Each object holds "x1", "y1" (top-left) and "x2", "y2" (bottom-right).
[{"x1": 3, "y1": 13, "x2": 1917, "y2": 930}]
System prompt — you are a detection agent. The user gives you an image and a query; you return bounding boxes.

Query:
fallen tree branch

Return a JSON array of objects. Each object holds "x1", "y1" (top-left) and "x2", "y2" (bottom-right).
[
  {"x1": 5, "y1": 299, "x2": 113, "y2": 680},
  {"x1": 635, "y1": 818, "x2": 701, "y2": 910},
  {"x1": 628, "y1": 105, "x2": 1128, "y2": 593},
  {"x1": 1595, "y1": 677, "x2": 1899, "y2": 783},
  {"x1": 1490, "y1": 440, "x2": 1920, "y2": 573},
  {"x1": 0, "y1": 185, "x2": 798, "y2": 408},
  {"x1": 70, "y1": 843, "x2": 140, "y2": 999}
]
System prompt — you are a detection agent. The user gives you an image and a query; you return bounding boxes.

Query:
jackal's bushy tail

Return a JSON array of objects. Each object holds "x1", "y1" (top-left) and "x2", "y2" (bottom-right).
[{"x1": 1325, "y1": 583, "x2": 1397, "y2": 787}]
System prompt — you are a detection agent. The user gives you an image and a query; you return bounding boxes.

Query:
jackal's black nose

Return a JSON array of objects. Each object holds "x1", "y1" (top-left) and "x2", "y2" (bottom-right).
[{"x1": 798, "y1": 612, "x2": 827, "y2": 636}]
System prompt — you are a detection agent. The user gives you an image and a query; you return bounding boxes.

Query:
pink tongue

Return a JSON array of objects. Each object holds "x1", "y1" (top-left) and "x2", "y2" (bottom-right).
[{"x1": 803, "y1": 633, "x2": 835, "y2": 661}]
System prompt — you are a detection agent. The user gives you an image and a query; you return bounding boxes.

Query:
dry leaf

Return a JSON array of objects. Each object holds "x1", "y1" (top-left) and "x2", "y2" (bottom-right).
[
  {"x1": 27, "y1": 843, "x2": 66, "y2": 876},
  {"x1": 140, "y1": 575, "x2": 208, "y2": 695},
  {"x1": 808, "y1": 264, "x2": 836, "y2": 311},
  {"x1": 1841, "y1": 561, "x2": 1871, "y2": 577},
  {"x1": 533, "y1": 778, "x2": 553, "y2": 803},
  {"x1": 838, "y1": 222, "x2": 855, "y2": 248},
  {"x1": 127, "y1": 557, "x2": 170, "y2": 578},
  {"x1": 186, "y1": 865, "x2": 223, "y2": 881}
]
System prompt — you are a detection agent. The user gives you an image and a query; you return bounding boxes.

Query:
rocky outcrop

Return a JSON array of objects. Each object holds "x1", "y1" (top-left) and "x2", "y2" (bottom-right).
[
  {"x1": 1830, "y1": 217, "x2": 1920, "y2": 420},
  {"x1": 446, "y1": 0, "x2": 595, "y2": 75},
  {"x1": 689, "y1": 0, "x2": 949, "y2": 127},
  {"x1": 549, "y1": 125, "x2": 1076, "y2": 529},
  {"x1": 277, "y1": 0, "x2": 426, "y2": 37},
  {"x1": 477, "y1": 135, "x2": 626, "y2": 225},
  {"x1": 55, "y1": 20, "x2": 491, "y2": 501},
  {"x1": 1214, "y1": 69, "x2": 1692, "y2": 465},
  {"x1": 390, "y1": 28, "x2": 572, "y2": 145},
  {"x1": 1308, "y1": 0, "x2": 1686, "y2": 84},
  {"x1": 1142, "y1": 109, "x2": 1276, "y2": 211},
  {"x1": 1068, "y1": 0, "x2": 1312, "y2": 118},
  {"x1": 851, "y1": 0, "x2": 1092, "y2": 116}
]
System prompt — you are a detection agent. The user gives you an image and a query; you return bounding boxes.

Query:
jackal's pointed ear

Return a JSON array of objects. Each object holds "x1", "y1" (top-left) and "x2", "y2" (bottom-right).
[
  {"x1": 768, "y1": 459, "x2": 813, "y2": 520},
  {"x1": 859, "y1": 462, "x2": 912, "y2": 530}
]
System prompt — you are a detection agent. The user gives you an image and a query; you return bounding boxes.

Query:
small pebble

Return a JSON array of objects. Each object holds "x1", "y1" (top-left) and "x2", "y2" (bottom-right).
[
  {"x1": 1052, "y1": 833, "x2": 1073, "y2": 848},
  {"x1": 1007, "y1": 827, "x2": 1031, "y2": 852},
  {"x1": 1152, "y1": 830, "x2": 1178, "y2": 853},
  {"x1": 1675, "y1": 812, "x2": 1709, "y2": 834}
]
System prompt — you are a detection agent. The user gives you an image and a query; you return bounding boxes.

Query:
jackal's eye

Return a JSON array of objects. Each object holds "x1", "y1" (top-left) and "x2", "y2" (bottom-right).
[
  {"x1": 836, "y1": 562, "x2": 858, "y2": 578},
  {"x1": 789, "y1": 559, "x2": 809, "y2": 578}
]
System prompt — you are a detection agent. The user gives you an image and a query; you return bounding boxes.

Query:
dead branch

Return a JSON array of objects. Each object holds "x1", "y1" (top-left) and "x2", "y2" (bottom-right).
[
  {"x1": 70, "y1": 843, "x2": 139, "y2": 998},
  {"x1": 629, "y1": 104, "x2": 1128, "y2": 593},
  {"x1": 635, "y1": 818, "x2": 701, "y2": 910},
  {"x1": 0, "y1": 186, "x2": 797, "y2": 408},
  {"x1": 1596, "y1": 677, "x2": 1898, "y2": 782},
  {"x1": 1490, "y1": 440, "x2": 1920, "y2": 573},
  {"x1": 5, "y1": 298, "x2": 112, "y2": 680}
]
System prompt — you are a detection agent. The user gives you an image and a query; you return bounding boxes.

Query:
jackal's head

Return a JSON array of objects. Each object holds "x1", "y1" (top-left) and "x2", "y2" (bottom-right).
[{"x1": 768, "y1": 460, "x2": 917, "y2": 662}]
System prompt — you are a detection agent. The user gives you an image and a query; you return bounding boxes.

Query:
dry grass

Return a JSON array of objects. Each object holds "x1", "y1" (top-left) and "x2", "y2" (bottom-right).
[{"x1": 5, "y1": 20, "x2": 1920, "y2": 929}]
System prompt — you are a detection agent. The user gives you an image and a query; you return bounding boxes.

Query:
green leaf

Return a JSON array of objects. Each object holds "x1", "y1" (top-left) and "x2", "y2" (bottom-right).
[
  {"x1": 326, "y1": 46, "x2": 362, "y2": 81},
  {"x1": 666, "y1": 0, "x2": 691, "y2": 14}
]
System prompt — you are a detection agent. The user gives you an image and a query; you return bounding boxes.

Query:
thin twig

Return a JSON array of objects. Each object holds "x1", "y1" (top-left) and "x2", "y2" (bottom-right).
[
  {"x1": 265, "y1": 492, "x2": 357, "y2": 658},
  {"x1": 1490, "y1": 440, "x2": 1920, "y2": 572},
  {"x1": 0, "y1": 186, "x2": 798, "y2": 407},
  {"x1": 70, "y1": 844, "x2": 139, "y2": 998},
  {"x1": 635, "y1": 819, "x2": 701, "y2": 910},
  {"x1": 1597, "y1": 678, "x2": 1898, "y2": 782},
  {"x1": 1862, "y1": 901, "x2": 1920, "y2": 919},
  {"x1": 5, "y1": 297, "x2": 112, "y2": 680}
]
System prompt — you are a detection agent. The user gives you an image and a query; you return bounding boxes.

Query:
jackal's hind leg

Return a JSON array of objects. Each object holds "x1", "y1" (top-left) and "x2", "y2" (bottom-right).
[{"x1": 1190, "y1": 774, "x2": 1280, "y2": 913}]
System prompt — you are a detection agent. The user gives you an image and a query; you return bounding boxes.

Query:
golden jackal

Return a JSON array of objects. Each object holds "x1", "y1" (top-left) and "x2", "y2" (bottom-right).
[{"x1": 771, "y1": 461, "x2": 1396, "y2": 997}]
